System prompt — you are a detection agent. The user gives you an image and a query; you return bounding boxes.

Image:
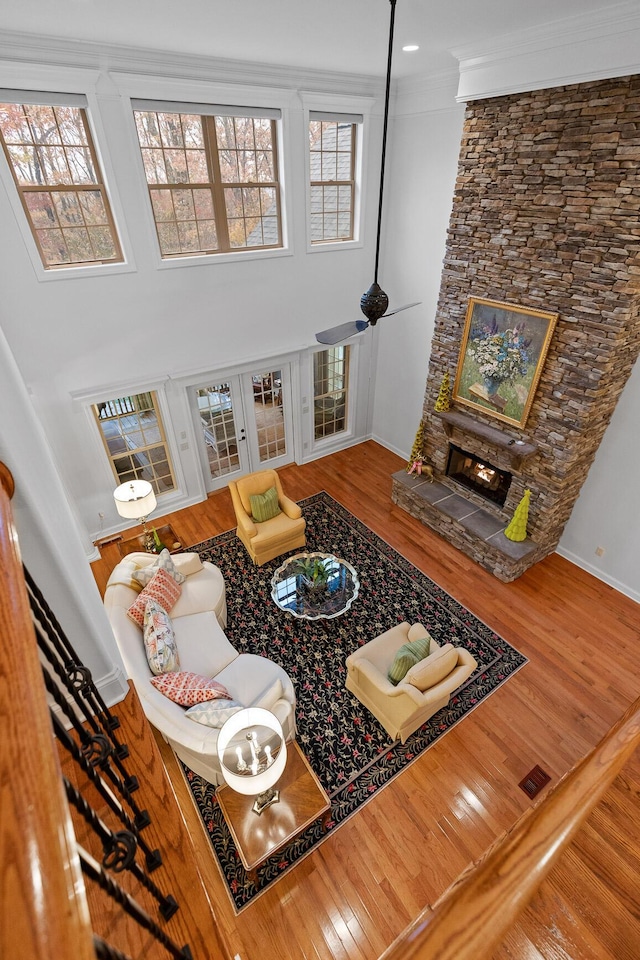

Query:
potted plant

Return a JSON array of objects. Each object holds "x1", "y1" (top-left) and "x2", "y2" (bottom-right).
[{"x1": 293, "y1": 556, "x2": 330, "y2": 598}]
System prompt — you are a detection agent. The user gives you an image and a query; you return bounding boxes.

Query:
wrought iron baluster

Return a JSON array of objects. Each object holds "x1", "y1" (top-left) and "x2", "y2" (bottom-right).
[
  {"x1": 63, "y1": 777, "x2": 179, "y2": 920},
  {"x1": 78, "y1": 846, "x2": 193, "y2": 960},
  {"x1": 93, "y1": 937, "x2": 134, "y2": 960},
  {"x1": 51, "y1": 708, "x2": 162, "y2": 871},
  {"x1": 41, "y1": 662, "x2": 149, "y2": 830},
  {"x1": 24, "y1": 565, "x2": 123, "y2": 730}
]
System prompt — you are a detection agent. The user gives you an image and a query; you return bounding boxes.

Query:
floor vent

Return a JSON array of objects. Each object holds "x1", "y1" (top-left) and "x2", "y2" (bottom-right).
[{"x1": 519, "y1": 765, "x2": 551, "y2": 799}]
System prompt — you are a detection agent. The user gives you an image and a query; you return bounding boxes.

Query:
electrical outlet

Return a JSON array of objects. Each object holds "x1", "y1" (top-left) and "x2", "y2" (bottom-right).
[{"x1": 595, "y1": 546, "x2": 605, "y2": 557}]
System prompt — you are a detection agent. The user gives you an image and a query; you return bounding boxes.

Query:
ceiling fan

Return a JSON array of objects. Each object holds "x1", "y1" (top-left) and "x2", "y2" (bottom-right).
[{"x1": 316, "y1": 0, "x2": 420, "y2": 346}]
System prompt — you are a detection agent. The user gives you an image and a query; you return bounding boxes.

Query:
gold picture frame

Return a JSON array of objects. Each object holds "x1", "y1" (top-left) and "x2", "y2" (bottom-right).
[{"x1": 452, "y1": 297, "x2": 559, "y2": 429}]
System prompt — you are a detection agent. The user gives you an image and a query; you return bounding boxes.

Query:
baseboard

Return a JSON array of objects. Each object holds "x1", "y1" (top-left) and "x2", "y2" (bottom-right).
[{"x1": 555, "y1": 546, "x2": 640, "y2": 604}]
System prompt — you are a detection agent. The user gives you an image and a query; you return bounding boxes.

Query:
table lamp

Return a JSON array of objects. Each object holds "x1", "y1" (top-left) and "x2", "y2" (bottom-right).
[
  {"x1": 113, "y1": 479, "x2": 157, "y2": 551},
  {"x1": 217, "y1": 707, "x2": 287, "y2": 815}
]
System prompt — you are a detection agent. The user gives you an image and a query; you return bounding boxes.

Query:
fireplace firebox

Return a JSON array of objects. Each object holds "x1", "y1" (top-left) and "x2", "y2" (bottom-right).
[{"x1": 446, "y1": 444, "x2": 512, "y2": 507}]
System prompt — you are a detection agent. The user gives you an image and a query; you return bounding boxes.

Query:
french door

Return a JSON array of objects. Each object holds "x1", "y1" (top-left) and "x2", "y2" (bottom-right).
[{"x1": 191, "y1": 363, "x2": 294, "y2": 492}]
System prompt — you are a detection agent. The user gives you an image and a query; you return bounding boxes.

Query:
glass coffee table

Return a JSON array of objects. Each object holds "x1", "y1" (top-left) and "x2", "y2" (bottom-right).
[{"x1": 271, "y1": 552, "x2": 360, "y2": 621}]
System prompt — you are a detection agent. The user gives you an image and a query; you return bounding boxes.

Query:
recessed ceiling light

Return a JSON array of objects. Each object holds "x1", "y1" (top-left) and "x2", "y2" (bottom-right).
[{"x1": 402, "y1": 45, "x2": 419, "y2": 52}]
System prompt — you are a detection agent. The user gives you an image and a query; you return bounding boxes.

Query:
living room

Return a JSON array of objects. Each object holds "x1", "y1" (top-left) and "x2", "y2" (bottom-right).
[{"x1": 1, "y1": 1, "x2": 640, "y2": 957}]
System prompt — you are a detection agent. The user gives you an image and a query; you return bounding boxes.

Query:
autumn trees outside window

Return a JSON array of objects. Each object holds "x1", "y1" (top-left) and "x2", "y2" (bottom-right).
[
  {"x1": 309, "y1": 114, "x2": 358, "y2": 243},
  {"x1": 0, "y1": 95, "x2": 123, "y2": 269},
  {"x1": 132, "y1": 104, "x2": 282, "y2": 258}
]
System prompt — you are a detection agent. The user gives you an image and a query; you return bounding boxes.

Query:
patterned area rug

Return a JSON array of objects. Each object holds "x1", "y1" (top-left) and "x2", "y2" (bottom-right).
[{"x1": 182, "y1": 492, "x2": 527, "y2": 911}]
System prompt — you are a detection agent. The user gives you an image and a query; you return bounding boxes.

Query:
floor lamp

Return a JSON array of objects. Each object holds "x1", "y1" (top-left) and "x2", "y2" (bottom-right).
[{"x1": 113, "y1": 479, "x2": 157, "y2": 551}]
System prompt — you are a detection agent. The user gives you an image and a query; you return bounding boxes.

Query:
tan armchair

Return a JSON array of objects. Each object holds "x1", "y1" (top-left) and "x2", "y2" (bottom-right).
[
  {"x1": 228, "y1": 469, "x2": 306, "y2": 565},
  {"x1": 345, "y1": 621, "x2": 477, "y2": 743}
]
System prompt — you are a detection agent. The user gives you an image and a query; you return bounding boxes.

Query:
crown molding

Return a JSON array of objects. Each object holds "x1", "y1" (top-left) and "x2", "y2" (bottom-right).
[
  {"x1": 0, "y1": 29, "x2": 381, "y2": 99},
  {"x1": 396, "y1": 68, "x2": 460, "y2": 118},
  {"x1": 453, "y1": 1, "x2": 640, "y2": 101}
]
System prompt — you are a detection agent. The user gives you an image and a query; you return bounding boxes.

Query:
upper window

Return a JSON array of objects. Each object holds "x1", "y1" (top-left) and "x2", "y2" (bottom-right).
[
  {"x1": 93, "y1": 391, "x2": 176, "y2": 496},
  {"x1": 309, "y1": 113, "x2": 357, "y2": 243},
  {"x1": 0, "y1": 95, "x2": 123, "y2": 269},
  {"x1": 132, "y1": 103, "x2": 282, "y2": 258}
]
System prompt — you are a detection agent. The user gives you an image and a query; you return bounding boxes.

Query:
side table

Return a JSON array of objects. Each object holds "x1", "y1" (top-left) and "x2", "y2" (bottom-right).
[
  {"x1": 118, "y1": 523, "x2": 183, "y2": 558},
  {"x1": 216, "y1": 741, "x2": 330, "y2": 881}
]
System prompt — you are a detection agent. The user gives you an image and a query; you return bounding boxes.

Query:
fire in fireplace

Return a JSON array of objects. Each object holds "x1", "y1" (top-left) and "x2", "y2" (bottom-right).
[{"x1": 446, "y1": 444, "x2": 512, "y2": 507}]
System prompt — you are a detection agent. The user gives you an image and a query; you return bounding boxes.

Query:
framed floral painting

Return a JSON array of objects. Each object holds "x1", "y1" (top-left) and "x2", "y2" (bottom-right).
[{"x1": 452, "y1": 297, "x2": 558, "y2": 428}]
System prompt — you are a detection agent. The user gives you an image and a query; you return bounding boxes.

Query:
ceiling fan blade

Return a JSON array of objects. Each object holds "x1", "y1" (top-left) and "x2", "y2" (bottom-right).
[
  {"x1": 380, "y1": 301, "x2": 421, "y2": 318},
  {"x1": 315, "y1": 319, "x2": 369, "y2": 345}
]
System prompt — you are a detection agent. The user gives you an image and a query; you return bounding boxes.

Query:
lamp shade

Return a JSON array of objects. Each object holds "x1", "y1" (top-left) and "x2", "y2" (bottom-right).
[
  {"x1": 113, "y1": 479, "x2": 157, "y2": 520},
  {"x1": 217, "y1": 707, "x2": 287, "y2": 798}
]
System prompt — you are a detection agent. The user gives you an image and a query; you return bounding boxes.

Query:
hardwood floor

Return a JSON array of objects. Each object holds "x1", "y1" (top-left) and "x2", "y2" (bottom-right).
[{"x1": 90, "y1": 441, "x2": 640, "y2": 960}]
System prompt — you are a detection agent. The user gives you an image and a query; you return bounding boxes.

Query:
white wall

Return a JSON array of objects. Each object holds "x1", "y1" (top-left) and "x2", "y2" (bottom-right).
[
  {"x1": 0, "y1": 49, "x2": 384, "y2": 551},
  {"x1": 557, "y1": 357, "x2": 640, "y2": 603},
  {"x1": 372, "y1": 83, "x2": 465, "y2": 457}
]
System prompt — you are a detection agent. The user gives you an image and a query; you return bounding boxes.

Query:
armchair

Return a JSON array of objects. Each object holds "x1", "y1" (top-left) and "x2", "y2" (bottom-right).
[
  {"x1": 345, "y1": 621, "x2": 477, "y2": 743},
  {"x1": 228, "y1": 468, "x2": 306, "y2": 565}
]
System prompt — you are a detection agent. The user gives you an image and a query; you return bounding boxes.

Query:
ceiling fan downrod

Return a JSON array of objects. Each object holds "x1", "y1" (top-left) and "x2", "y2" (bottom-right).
[{"x1": 360, "y1": 0, "x2": 397, "y2": 325}]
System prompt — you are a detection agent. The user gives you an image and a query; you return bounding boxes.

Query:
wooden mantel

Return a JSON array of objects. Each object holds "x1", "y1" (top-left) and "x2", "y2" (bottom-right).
[{"x1": 436, "y1": 410, "x2": 538, "y2": 471}]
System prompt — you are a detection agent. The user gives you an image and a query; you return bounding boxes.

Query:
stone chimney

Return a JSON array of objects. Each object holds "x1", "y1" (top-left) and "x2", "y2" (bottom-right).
[{"x1": 393, "y1": 75, "x2": 640, "y2": 581}]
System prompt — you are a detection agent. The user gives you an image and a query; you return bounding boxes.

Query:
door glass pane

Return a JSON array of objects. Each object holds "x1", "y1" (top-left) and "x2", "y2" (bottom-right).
[
  {"x1": 197, "y1": 384, "x2": 240, "y2": 479},
  {"x1": 252, "y1": 369, "x2": 286, "y2": 463}
]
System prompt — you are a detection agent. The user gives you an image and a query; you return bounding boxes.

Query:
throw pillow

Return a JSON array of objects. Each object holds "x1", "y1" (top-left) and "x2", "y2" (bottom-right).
[
  {"x1": 127, "y1": 568, "x2": 182, "y2": 627},
  {"x1": 250, "y1": 486, "x2": 281, "y2": 523},
  {"x1": 132, "y1": 548, "x2": 186, "y2": 588},
  {"x1": 142, "y1": 600, "x2": 180, "y2": 676},
  {"x1": 388, "y1": 644, "x2": 420, "y2": 685},
  {"x1": 172, "y1": 553, "x2": 204, "y2": 577},
  {"x1": 185, "y1": 699, "x2": 243, "y2": 727},
  {"x1": 406, "y1": 644, "x2": 459, "y2": 692},
  {"x1": 387, "y1": 634, "x2": 432, "y2": 686},
  {"x1": 150, "y1": 671, "x2": 231, "y2": 706}
]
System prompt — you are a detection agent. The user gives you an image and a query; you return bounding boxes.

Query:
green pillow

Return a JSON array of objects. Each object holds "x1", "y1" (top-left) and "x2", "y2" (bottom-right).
[
  {"x1": 250, "y1": 486, "x2": 281, "y2": 523},
  {"x1": 387, "y1": 635, "x2": 431, "y2": 686}
]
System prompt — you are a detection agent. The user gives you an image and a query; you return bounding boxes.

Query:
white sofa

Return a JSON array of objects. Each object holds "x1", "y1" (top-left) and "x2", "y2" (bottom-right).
[{"x1": 104, "y1": 551, "x2": 297, "y2": 784}]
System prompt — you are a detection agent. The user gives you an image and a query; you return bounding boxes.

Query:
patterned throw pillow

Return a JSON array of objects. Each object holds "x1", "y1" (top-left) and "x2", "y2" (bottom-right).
[
  {"x1": 142, "y1": 600, "x2": 180, "y2": 676},
  {"x1": 127, "y1": 568, "x2": 182, "y2": 627},
  {"x1": 250, "y1": 486, "x2": 281, "y2": 523},
  {"x1": 150, "y1": 671, "x2": 232, "y2": 706},
  {"x1": 185, "y1": 699, "x2": 244, "y2": 727},
  {"x1": 132, "y1": 548, "x2": 186, "y2": 588},
  {"x1": 387, "y1": 635, "x2": 431, "y2": 686}
]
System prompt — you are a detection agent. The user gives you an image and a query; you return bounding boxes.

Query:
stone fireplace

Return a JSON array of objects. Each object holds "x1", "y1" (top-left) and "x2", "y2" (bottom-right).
[
  {"x1": 392, "y1": 74, "x2": 640, "y2": 582},
  {"x1": 446, "y1": 445, "x2": 512, "y2": 507}
]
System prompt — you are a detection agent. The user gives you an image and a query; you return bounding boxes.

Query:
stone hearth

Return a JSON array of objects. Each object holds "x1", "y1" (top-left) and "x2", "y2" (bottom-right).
[{"x1": 393, "y1": 74, "x2": 640, "y2": 581}]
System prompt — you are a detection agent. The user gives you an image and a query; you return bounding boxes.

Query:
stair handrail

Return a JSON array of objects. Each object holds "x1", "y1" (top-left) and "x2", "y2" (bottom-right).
[
  {"x1": 380, "y1": 693, "x2": 640, "y2": 960},
  {"x1": 0, "y1": 461, "x2": 95, "y2": 960}
]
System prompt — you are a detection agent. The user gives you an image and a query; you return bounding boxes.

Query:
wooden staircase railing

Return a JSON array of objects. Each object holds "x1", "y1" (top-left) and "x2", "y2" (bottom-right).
[
  {"x1": 0, "y1": 462, "x2": 96, "y2": 960},
  {"x1": 380, "y1": 693, "x2": 640, "y2": 960}
]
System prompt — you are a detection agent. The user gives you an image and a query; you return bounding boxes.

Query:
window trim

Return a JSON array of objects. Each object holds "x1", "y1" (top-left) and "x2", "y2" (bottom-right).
[
  {"x1": 301, "y1": 92, "x2": 374, "y2": 255},
  {"x1": 0, "y1": 71, "x2": 135, "y2": 281},
  {"x1": 92, "y1": 390, "x2": 177, "y2": 497},
  {"x1": 311, "y1": 344, "x2": 352, "y2": 445}
]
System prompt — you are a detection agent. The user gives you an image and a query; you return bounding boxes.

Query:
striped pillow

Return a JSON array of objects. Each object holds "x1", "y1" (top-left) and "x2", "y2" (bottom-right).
[
  {"x1": 387, "y1": 635, "x2": 431, "y2": 686},
  {"x1": 250, "y1": 486, "x2": 281, "y2": 523}
]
